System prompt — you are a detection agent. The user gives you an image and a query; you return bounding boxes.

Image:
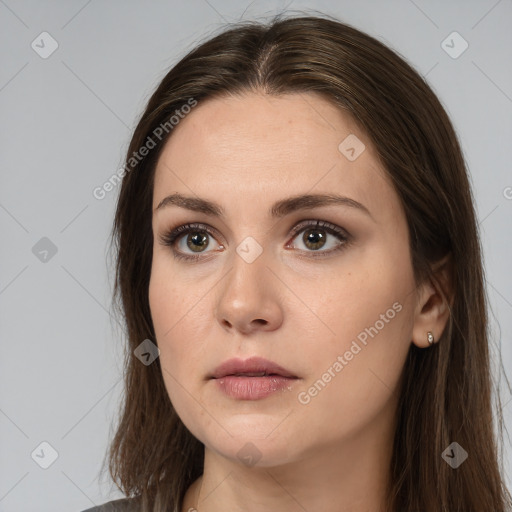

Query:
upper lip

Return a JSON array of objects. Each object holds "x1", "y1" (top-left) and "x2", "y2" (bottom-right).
[{"x1": 210, "y1": 356, "x2": 298, "y2": 379}]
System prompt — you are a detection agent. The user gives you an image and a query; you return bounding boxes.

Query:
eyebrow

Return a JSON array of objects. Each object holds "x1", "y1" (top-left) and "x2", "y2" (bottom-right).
[{"x1": 155, "y1": 192, "x2": 374, "y2": 221}]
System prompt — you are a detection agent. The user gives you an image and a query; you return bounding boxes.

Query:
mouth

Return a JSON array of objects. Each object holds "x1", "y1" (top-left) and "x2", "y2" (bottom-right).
[{"x1": 209, "y1": 357, "x2": 299, "y2": 400}]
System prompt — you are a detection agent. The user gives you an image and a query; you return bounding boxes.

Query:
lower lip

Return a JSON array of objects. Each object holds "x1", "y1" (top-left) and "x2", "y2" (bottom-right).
[{"x1": 214, "y1": 375, "x2": 298, "y2": 400}]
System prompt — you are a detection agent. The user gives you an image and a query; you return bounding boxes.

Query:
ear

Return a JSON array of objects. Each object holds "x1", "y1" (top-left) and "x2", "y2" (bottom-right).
[{"x1": 411, "y1": 253, "x2": 454, "y2": 348}]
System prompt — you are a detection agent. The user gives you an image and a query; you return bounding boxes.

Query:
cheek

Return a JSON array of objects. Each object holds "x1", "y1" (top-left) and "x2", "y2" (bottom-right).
[
  {"x1": 294, "y1": 247, "x2": 414, "y2": 427},
  {"x1": 148, "y1": 257, "x2": 212, "y2": 388},
  {"x1": 301, "y1": 245, "x2": 413, "y2": 346},
  {"x1": 148, "y1": 255, "x2": 232, "y2": 448},
  {"x1": 149, "y1": 277, "x2": 195, "y2": 422}
]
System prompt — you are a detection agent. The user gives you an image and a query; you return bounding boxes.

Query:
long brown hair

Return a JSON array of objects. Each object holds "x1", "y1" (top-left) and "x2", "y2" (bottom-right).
[{"x1": 102, "y1": 12, "x2": 512, "y2": 512}]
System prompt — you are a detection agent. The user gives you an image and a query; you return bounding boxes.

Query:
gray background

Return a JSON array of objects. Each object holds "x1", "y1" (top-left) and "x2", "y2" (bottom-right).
[{"x1": 0, "y1": 0, "x2": 511, "y2": 510}]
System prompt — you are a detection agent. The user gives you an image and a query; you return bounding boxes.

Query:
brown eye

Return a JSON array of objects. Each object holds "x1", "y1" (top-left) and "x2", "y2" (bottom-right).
[
  {"x1": 160, "y1": 219, "x2": 351, "y2": 262},
  {"x1": 185, "y1": 231, "x2": 210, "y2": 253},
  {"x1": 287, "y1": 220, "x2": 350, "y2": 258},
  {"x1": 159, "y1": 223, "x2": 223, "y2": 262},
  {"x1": 301, "y1": 228, "x2": 327, "y2": 251}
]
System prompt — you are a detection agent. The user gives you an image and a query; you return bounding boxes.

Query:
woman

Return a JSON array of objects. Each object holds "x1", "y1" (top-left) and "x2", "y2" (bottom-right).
[{"x1": 83, "y1": 13, "x2": 512, "y2": 512}]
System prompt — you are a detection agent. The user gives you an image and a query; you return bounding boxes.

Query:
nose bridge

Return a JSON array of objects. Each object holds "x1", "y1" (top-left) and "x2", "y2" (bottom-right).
[
  {"x1": 215, "y1": 236, "x2": 281, "y2": 332},
  {"x1": 226, "y1": 236, "x2": 271, "y2": 298}
]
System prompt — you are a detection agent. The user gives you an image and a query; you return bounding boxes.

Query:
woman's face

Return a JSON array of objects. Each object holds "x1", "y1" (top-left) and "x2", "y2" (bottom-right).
[{"x1": 149, "y1": 92, "x2": 419, "y2": 467}]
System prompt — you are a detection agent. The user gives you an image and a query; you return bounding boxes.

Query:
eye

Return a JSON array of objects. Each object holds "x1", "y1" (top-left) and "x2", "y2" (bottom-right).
[
  {"x1": 158, "y1": 222, "x2": 223, "y2": 262},
  {"x1": 286, "y1": 220, "x2": 350, "y2": 257},
  {"x1": 158, "y1": 220, "x2": 351, "y2": 262}
]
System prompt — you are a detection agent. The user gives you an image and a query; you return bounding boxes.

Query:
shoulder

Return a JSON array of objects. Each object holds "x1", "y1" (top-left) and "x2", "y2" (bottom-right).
[{"x1": 80, "y1": 496, "x2": 141, "y2": 512}]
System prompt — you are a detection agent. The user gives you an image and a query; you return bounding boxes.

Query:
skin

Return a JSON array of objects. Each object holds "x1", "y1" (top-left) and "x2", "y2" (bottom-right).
[{"x1": 148, "y1": 92, "x2": 451, "y2": 512}]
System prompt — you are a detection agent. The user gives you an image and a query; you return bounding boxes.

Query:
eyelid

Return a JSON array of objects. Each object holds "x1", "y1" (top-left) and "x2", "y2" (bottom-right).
[
  {"x1": 287, "y1": 219, "x2": 349, "y2": 240},
  {"x1": 159, "y1": 222, "x2": 222, "y2": 244}
]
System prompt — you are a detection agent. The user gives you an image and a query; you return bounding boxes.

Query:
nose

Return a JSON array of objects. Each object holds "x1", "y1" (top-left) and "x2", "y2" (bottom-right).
[{"x1": 214, "y1": 246, "x2": 284, "y2": 335}]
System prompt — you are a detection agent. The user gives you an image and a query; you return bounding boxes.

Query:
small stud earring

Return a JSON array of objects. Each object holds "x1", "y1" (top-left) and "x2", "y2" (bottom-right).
[{"x1": 427, "y1": 331, "x2": 434, "y2": 345}]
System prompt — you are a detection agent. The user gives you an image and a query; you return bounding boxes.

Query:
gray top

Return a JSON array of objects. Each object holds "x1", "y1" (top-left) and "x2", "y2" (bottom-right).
[{"x1": 81, "y1": 497, "x2": 141, "y2": 511}]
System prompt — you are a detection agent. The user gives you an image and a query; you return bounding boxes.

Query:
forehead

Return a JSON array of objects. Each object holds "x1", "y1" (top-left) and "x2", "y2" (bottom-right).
[{"x1": 153, "y1": 92, "x2": 399, "y2": 223}]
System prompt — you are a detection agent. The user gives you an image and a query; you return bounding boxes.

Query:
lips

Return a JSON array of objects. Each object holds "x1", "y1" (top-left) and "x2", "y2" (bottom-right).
[
  {"x1": 210, "y1": 356, "x2": 299, "y2": 400},
  {"x1": 210, "y1": 356, "x2": 298, "y2": 379}
]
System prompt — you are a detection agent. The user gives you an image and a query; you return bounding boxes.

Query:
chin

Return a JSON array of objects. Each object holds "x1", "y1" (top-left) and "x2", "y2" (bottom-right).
[
  {"x1": 183, "y1": 413, "x2": 303, "y2": 468},
  {"x1": 213, "y1": 436, "x2": 300, "y2": 469}
]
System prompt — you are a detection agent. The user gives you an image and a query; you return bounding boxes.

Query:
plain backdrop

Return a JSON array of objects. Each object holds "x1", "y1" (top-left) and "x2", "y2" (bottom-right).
[{"x1": 0, "y1": 1, "x2": 511, "y2": 510}]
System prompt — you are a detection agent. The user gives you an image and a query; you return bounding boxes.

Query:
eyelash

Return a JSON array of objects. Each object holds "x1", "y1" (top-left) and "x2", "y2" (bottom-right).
[{"x1": 158, "y1": 220, "x2": 351, "y2": 262}]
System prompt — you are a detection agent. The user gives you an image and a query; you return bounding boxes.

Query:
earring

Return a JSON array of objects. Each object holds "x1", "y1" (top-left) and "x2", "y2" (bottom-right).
[{"x1": 427, "y1": 331, "x2": 434, "y2": 345}]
